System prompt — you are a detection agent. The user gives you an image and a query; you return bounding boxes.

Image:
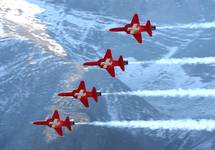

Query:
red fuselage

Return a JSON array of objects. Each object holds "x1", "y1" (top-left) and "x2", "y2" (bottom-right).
[
  {"x1": 83, "y1": 49, "x2": 127, "y2": 77},
  {"x1": 98, "y1": 58, "x2": 120, "y2": 69},
  {"x1": 58, "y1": 89, "x2": 93, "y2": 100},
  {"x1": 33, "y1": 118, "x2": 64, "y2": 129},
  {"x1": 125, "y1": 24, "x2": 149, "y2": 35}
]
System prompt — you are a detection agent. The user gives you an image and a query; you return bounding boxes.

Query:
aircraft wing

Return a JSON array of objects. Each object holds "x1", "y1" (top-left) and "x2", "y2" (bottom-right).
[
  {"x1": 133, "y1": 33, "x2": 142, "y2": 43},
  {"x1": 106, "y1": 66, "x2": 116, "y2": 77},
  {"x1": 52, "y1": 110, "x2": 60, "y2": 120},
  {"x1": 131, "y1": 14, "x2": 140, "y2": 25},
  {"x1": 80, "y1": 97, "x2": 89, "y2": 107},
  {"x1": 104, "y1": 49, "x2": 113, "y2": 60},
  {"x1": 54, "y1": 127, "x2": 63, "y2": 136},
  {"x1": 78, "y1": 81, "x2": 86, "y2": 91}
]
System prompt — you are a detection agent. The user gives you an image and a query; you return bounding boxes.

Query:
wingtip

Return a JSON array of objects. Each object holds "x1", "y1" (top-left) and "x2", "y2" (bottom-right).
[
  {"x1": 111, "y1": 74, "x2": 116, "y2": 78},
  {"x1": 58, "y1": 134, "x2": 64, "y2": 137},
  {"x1": 106, "y1": 49, "x2": 111, "y2": 52},
  {"x1": 53, "y1": 110, "x2": 59, "y2": 115},
  {"x1": 137, "y1": 39, "x2": 143, "y2": 44}
]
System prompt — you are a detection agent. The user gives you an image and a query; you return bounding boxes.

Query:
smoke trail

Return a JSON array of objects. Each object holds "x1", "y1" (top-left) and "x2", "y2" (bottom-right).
[
  {"x1": 158, "y1": 21, "x2": 215, "y2": 30},
  {"x1": 75, "y1": 122, "x2": 89, "y2": 125},
  {"x1": 87, "y1": 120, "x2": 215, "y2": 131},
  {"x1": 129, "y1": 57, "x2": 215, "y2": 65},
  {"x1": 103, "y1": 89, "x2": 215, "y2": 98}
]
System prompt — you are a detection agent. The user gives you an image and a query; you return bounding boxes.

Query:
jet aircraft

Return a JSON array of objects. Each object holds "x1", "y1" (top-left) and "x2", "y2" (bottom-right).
[
  {"x1": 32, "y1": 110, "x2": 74, "y2": 136},
  {"x1": 109, "y1": 14, "x2": 156, "y2": 43},
  {"x1": 58, "y1": 81, "x2": 101, "y2": 107},
  {"x1": 83, "y1": 49, "x2": 128, "y2": 77}
]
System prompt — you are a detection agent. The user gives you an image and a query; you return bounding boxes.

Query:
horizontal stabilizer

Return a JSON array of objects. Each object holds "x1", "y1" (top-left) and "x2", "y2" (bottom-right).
[
  {"x1": 92, "y1": 87, "x2": 98, "y2": 102},
  {"x1": 145, "y1": 20, "x2": 153, "y2": 37},
  {"x1": 118, "y1": 56, "x2": 126, "y2": 71},
  {"x1": 64, "y1": 117, "x2": 72, "y2": 131}
]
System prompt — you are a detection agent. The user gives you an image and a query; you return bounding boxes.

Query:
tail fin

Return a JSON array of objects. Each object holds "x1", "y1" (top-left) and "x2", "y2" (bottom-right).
[
  {"x1": 91, "y1": 87, "x2": 98, "y2": 102},
  {"x1": 64, "y1": 117, "x2": 72, "y2": 131},
  {"x1": 118, "y1": 56, "x2": 125, "y2": 71},
  {"x1": 145, "y1": 20, "x2": 153, "y2": 37}
]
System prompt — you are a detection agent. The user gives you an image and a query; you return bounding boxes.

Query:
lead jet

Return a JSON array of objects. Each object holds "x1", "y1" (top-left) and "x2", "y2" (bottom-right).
[
  {"x1": 32, "y1": 110, "x2": 75, "y2": 136},
  {"x1": 83, "y1": 49, "x2": 128, "y2": 77},
  {"x1": 109, "y1": 14, "x2": 156, "y2": 43},
  {"x1": 58, "y1": 81, "x2": 101, "y2": 107}
]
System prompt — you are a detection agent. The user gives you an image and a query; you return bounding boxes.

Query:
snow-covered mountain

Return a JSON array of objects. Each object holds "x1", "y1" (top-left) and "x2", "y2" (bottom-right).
[{"x1": 1, "y1": 0, "x2": 215, "y2": 149}]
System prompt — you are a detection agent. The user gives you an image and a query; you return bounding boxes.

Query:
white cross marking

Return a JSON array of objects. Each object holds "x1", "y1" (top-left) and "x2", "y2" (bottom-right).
[
  {"x1": 49, "y1": 119, "x2": 59, "y2": 128},
  {"x1": 74, "y1": 90, "x2": 86, "y2": 99},
  {"x1": 101, "y1": 59, "x2": 112, "y2": 69},
  {"x1": 127, "y1": 24, "x2": 140, "y2": 34}
]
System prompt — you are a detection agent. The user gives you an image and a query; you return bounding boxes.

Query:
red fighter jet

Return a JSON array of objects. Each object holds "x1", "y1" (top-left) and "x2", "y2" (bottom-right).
[
  {"x1": 32, "y1": 110, "x2": 75, "y2": 136},
  {"x1": 58, "y1": 81, "x2": 101, "y2": 108},
  {"x1": 109, "y1": 14, "x2": 156, "y2": 43},
  {"x1": 83, "y1": 49, "x2": 128, "y2": 77}
]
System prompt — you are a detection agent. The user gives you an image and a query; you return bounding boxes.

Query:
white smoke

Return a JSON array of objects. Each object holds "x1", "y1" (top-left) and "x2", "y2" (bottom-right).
[
  {"x1": 129, "y1": 57, "x2": 215, "y2": 65},
  {"x1": 103, "y1": 89, "x2": 215, "y2": 98},
  {"x1": 88, "y1": 120, "x2": 215, "y2": 131},
  {"x1": 158, "y1": 21, "x2": 215, "y2": 30}
]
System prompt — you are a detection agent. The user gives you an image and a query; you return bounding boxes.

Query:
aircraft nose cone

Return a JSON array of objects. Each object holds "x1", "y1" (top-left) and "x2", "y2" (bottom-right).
[
  {"x1": 109, "y1": 28, "x2": 114, "y2": 31},
  {"x1": 32, "y1": 121, "x2": 40, "y2": 125},
  {"x1": 58, "y1": 93, "x2": 64, "y2": 96}
]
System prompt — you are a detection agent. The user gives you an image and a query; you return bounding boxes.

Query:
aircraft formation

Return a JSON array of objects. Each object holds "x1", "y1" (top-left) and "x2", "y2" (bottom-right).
[{"x1": 33, "y1": 14, "x2": 156, "y2": 136}]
